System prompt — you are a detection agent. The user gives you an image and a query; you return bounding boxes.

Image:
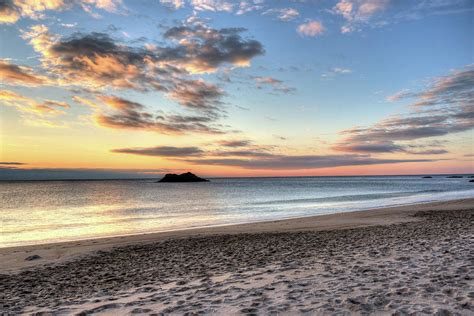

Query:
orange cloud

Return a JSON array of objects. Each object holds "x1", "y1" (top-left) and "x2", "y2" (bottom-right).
[
  {"x1": 0, "y1": 89, "x2": 69, "y2": 116},
  {"x1": 0, "y1": 1, "x2": 20, "y2": 24},
  {"x1": 0, "y1": 0, "x2": 123, "y2": 24},
  {"x1": 0, "y1": 59, "x2": 47, "y2": 86}
]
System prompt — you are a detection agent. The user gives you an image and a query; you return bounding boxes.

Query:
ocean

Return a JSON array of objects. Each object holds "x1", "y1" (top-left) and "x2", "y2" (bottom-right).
[{"x1": 1, "y1": 175, "x2": 473, "y2": 247}]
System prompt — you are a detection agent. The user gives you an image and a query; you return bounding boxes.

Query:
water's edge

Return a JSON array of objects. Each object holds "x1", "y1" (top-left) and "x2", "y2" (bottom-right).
[{"x1": 2, "y1": 196, "x2": 473, "y2": 249}]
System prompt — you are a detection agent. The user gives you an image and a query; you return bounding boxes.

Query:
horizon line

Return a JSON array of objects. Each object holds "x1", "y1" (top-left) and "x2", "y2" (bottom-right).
[{"x1": 1, "y1": 173, "x2": 473, "y2": 182}]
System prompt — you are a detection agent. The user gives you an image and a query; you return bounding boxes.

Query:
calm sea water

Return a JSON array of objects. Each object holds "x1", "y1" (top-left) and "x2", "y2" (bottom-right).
[{"x1": 1, "y1": 176, "x2": 473, "y2": 247}]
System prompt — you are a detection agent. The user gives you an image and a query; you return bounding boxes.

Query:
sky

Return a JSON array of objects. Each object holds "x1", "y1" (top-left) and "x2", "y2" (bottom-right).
[{"x1": 0, "y1": 0, "x2": 473, "y2": 180}]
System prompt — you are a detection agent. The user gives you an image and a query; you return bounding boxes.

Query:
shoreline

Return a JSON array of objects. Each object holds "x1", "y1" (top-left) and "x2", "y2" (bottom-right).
[
  {"x1": 2, "y1": 194, "x2": 464, "y2": 248},
  {"x1": 1, "y1": 197, "x2": 473, "y2": 274}
]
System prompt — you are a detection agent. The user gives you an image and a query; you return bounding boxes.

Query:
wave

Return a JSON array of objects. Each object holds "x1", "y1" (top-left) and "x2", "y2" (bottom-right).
[{"x1": 249, "y1": 190, "x2": 445, "y2": 206}]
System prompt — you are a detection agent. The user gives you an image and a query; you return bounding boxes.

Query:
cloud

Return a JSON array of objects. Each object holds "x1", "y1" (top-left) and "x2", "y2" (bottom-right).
[
  {"x1": 253, "y1": 76, "x2": 295, "y2": 93},
  {"x1": 167, "y1": 78, "x2": 224, "y2": 112},
  {"x1": 211, "y1": 149, "x2": 274, "y2": 158},
  {"x1": 0, "y1": 161, "x2": 25, "y2": 165},
  {"x1": 0, "y1": 161, "x2": 25, "y2": 166},
  {"x1": 110, "y1": 144, "x2": 274, "y2": 159},
  {"x1": 332, "y1": 0, "x2": 390, "y2": 33},
  {"x1": 0, "y1": 0, "x2": 123, "y2": 24},
  {"x1": 97, "y1": 94, "x2": 144, "y2": 111},
  {"x1": 110, "y1": 143, "x2": 434, "y2": 170},
  {"x1": 0, "y1": 59, "x2": 47, "y2": 86},
  {"x1": 331, "y1": 67, "x2": 352, "y2": 74},
  {"x1": 91, "y1": 94, "x2": 226, "y2": 134},
  {"x1": 18, "y1": 24, "x2": 263, "y2": 123},
  {"x1": 42, "y1": 100, "x2": 69, "y2": 108},
  {"x1": 217, "y1": 139, "x2": 252, "y2": 147},
  {"x1": 0, "y1": 0, "x2": 20, "y2": 24},
  {"x1": 73, "y1": 95, "x2": 100, "y2": 108},
  {"x1": 190, "y1": 0, "x2": 233, "y2": 12},
  {"x1": 184, "y1": 154, "x2": 433, "y2": 170},
  {"x1": 336, "y1": 111, "x2": 473, "y2": 145},
  {"x1": 21, "y1": 24, "x2": 263, "y2": 116},
  {"x1": 388, "y1": 65, "x2": 474, "y2": 108},
  {"x1": 321, "y1": 67, "x2": 353, "y2": 79},
  {"x1": 22, "y1": 27, "x2": 161, "y2": 91},
  {"x1": 333, "y1": 141, "x2": 448, "y2": 155},
  {"x1": 7, "y1": 0, "x2": 65, "y2": 20},
  {"x1": 111, "y1": 146, "x2": 204, "y2": 157},
  {"x1": 385, "y1": 89, "x2": 410, "y2": 102},
  {"x1": 236, "y1": 0, "x2": 264, "y2": 15},
  {"x1": 159, "y1": 0, "x2": 185, "y2": 9},
  {"x1": 334, "y1": 65, "x2": 474, "y2": 154},
  {"x1": 81, "y1": 0, "x2": 122, "y2": 13},
  {"x1": 264, "y1": 8, "x2": 300, "y2": 21},
  {"x1": 163, "y1": 25, "x2": 264, "y2": 73},
  {"x1": 410, "y1": 149, "x2": 448, "y2": 155},
  {"x1": 297, "y1": 20, "x2": 325, "y2": 37},
  {"x1": 0, "y1": 89, "x2": 69, "y2": 116},
  {"x1": 333, "y1": 141, "x2": 404, "y2": 153},
  {"x1": 393, "y1": 1, "x2": 473, "y2": 22}
]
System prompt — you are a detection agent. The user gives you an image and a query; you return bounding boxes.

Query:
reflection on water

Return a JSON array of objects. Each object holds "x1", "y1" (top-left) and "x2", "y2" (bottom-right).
[{"x1": 1, "y1": 176, "x2": 473, "y2": 247}]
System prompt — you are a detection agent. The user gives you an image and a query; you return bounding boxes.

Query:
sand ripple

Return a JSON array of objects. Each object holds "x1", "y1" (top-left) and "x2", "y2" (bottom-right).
[{"x1": 1, "y1": 210, "x2": 473, "y2": 315}]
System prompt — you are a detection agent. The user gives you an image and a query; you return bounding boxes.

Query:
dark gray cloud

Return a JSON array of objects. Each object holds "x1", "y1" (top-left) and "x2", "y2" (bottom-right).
[
  {"x1": 333, "y1": 141, "x2": 405, "y2": 153},
  {"x1": 109, "y1": 144, "x2": 435, "y2": 169},
  {"x1": 111, "y1": 146, "x2": 204, "y2": 157},
  {"x1": 184, "y1": 155, "x2": 433, "y2": 170},
  {"x1": 334, "y1": 141, "x2": 449, "y2": 155},
  {"x1": 0, "y1": 161, "x2": 25, "y2": 167},
  {"x1": 217, "y1": 139, "x2": 252, "y2": 147},
  {"x1": 212, "y1": 150, "x2": 274, "y2": 158},
  {"x1": 40, "y1": 31, "x2": 170, "y2": 91},
  {"x1": 163, "y1": 26, "x2": 264, "y2": 73},
  {"x1": 110, "y1": 144, "x2": 273, "y2": 159},
  {"x1": 410, "y1": 149, "x2": 448, "y2": 155},
  {"x1": 110, "y1": 144, "x2": 436, "y2": 170}
]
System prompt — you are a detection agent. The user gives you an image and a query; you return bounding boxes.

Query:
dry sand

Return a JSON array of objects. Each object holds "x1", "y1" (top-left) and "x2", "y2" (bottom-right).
[{"x1": 1, "y1": 198, "x2": 473, "y2": 314}]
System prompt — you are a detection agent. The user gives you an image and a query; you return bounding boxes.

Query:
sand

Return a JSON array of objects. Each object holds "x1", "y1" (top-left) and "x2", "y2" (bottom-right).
[{"x1": 1, "y1": 198, "x2": 473, "y2": 314}]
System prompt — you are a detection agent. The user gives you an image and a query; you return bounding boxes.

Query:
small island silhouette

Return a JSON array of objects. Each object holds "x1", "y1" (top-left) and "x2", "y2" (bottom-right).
[{"x1": 157, "y1": 172, "x2": 209, "y2": 183}]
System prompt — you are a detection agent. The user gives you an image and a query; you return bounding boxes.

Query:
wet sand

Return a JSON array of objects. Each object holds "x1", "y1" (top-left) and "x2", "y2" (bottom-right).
[{"x1": 1, "y1": 198, "x2": 473, "y2": 314}]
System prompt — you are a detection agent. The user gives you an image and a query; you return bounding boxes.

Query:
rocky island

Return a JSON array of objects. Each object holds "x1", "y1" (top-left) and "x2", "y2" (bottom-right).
[{"x1": 157, "y1": 172, "x2": 209, "y2": 183}]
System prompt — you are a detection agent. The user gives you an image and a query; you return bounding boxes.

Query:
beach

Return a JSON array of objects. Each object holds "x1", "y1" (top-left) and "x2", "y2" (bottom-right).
[{"x1": 1, "y1": 198, "x2": 473, "y2": 314}]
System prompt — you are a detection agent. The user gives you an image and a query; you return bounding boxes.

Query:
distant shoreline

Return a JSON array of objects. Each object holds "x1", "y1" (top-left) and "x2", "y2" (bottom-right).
[{"x1": 1, "y1": 173, "x2": 473, "y2": 182}]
